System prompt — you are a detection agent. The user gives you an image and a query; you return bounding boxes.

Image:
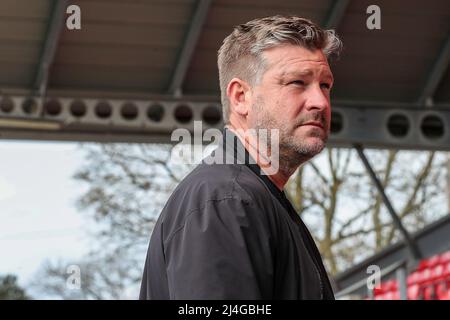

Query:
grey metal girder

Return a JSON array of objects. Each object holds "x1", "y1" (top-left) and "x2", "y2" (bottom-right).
[
  {"x1": 1, "y1": 94, "x2": 450, "y2": 149},
  {"x1": 34, "y1": 0, "x2": 69, "y2": 97},
  {"x1": 167, "y1": 0, "x2": 212, "y2": 96}
]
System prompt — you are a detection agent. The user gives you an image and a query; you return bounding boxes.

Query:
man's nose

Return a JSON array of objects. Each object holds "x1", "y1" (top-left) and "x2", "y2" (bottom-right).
[{"x1": 304, "y1": 84, "x2": 330, "y2": 112}]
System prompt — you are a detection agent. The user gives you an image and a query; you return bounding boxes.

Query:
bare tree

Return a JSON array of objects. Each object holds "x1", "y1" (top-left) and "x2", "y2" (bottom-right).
[
  {"x1": 0, "y1": 274, "x2": 29, "y2": 300},
  {"x1": 30, "y1": 143, "x2": 194, "y2": 299},
  {"x1": 31, "y1": 141, "x2": 448, "y2": 297},
  {"x1": 29, "y1": 249, "x2": 141, "y2": 299},
  {"x1": 285, "y1": 148, "x2": 449, "y2": 275},
  {"x1": 73, "y1": 143, "x2": 194, "y2": 254}
]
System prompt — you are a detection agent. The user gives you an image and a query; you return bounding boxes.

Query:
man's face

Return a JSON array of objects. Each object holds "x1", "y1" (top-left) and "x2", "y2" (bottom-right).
[{"x1": 249, "y1": 45, "x2": 333, "y2": 162}]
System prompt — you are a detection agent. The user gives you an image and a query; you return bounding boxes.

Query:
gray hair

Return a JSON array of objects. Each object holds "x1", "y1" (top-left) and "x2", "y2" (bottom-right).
[{"x1": 217, "y1": 15, "x2": 343, "y2": 124}]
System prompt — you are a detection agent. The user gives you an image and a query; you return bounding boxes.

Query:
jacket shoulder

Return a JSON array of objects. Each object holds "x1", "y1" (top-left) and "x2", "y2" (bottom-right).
[
  {"x1": 158, "y1": 163, "x2": 275, "y2": 234},
  {"x1": 175, "y1": 163, "x2": 271, "y2": 204}
]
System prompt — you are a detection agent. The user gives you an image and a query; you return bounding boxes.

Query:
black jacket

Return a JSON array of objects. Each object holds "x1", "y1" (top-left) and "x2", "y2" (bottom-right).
[{"x1": 139, "y1": 129, "x2": 335, "y2": 299}]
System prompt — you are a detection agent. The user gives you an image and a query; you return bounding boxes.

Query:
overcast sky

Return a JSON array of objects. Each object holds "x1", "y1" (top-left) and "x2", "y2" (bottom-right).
[{"x1": 0, "y1": 141, "x2": 91, "y2": 291}]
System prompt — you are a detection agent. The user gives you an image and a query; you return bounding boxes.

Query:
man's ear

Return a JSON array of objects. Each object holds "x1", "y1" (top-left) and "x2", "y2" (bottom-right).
[{"x1": 226, "y1": 78, "x2": 252, "y2": 117}]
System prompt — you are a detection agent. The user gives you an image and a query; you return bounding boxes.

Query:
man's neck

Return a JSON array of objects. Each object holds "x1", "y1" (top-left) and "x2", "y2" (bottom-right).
[{"x1": 226, "y1": 125, "x2": 297, "y2": 190}]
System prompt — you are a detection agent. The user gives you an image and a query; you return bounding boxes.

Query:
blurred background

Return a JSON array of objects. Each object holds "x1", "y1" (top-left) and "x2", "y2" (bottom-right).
[{"x1": 0, "y1": 0, "x2": 450, "y2": 299}]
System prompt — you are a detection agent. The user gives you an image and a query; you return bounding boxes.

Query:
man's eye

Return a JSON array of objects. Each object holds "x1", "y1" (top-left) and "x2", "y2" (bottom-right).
[
  {"x1": 290, "y1": 80, "x2": 305, "y2": 86},
  {"x1": 320, "y1": 83, "x2": 331, "y2": 90}
]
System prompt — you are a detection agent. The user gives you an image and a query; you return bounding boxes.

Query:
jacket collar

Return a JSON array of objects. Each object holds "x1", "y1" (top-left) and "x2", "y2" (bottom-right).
[{"x1": 220, "y1": 127, "x2": 285, "y2": 199}]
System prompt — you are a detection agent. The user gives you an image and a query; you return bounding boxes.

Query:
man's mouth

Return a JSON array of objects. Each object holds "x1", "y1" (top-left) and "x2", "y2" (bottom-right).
[{"x1": 300, "y1": 121, "x2": 324, "y2": 129}]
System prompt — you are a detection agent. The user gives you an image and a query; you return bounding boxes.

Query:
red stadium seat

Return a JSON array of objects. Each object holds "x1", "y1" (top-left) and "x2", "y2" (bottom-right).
[
  {"x1": 423, "y1": 285, "x2": 435, "y2": 300},
  {"x1": 427, "y1": 255, "x2": 440, "y2": 268},
  {"x1": 374, "y1": 294, "x2": 386, "y2": 300},
  {"x1": 408, "y1": 271, "x2": 420, "y2": 285},
  {"x1": 431, "y1": 264, "x2": 445, "y2": 281},
  {"x1": 407, "y1": 284, "x2": 421, "y2": 300},
  {"x1": 373, "y1": 286, "x2": 384, "y2": 295},
  {"x1": 437, "y1": 289, "x2": 450, "y2": 300},
  {"x1": 417, "y1": 268, "x2": 433, "y2": 285},
  {"x1": 444, "y1": 262, "x2": 450, "y2": 277},
  {"x1": 435, "y1": 282, "x2": 448, "y2": 300},
  {"x1": 380, "y1": 279, "x2": 396, "y2": 293},
  {"x1": 370, "y1": 251, "x2": 450, "y2": 300},
  {"x1": 392, "y1": 290, "x2": 400, "y2": 300},
  {"x1": 439, "y1": 251, "x2": 450, "y2": 265},
  {"x1": 417, "y1": 259, "x2": 429, "y2": 271},
  {"x1": 384, "y1": 291, "x2": 395, "y2": 300},
  {"x1": 385, "y1": 279, "x2": 397, "y2": 291}
]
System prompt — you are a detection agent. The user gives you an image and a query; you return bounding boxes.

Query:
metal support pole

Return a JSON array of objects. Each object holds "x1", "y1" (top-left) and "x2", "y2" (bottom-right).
[
  {"x1": 354, "y1": 144, "x2": 422, "y2": 261},
  {"x1": 396, "y1": 267, "x2": 408, "y2": 300},
  {"x1": 367, "y1": 286, "x2": 375, "y2": 300}
]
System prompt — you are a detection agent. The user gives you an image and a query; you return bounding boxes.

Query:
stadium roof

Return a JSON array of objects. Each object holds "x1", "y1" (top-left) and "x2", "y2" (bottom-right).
[{"x1": 0, "y1": 0, "x2": 449, "y2": 149}]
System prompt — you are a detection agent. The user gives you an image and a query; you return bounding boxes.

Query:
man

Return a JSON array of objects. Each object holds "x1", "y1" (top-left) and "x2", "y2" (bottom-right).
[{"x1": 140, "y1": 15, "x2": 342, "y2": 299}]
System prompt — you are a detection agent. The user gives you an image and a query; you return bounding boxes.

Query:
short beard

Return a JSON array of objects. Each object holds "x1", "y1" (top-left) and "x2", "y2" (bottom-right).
[
  {"x1": 252, "y1": 99, "x2": 327, "y2": 174},
  {"x1": 281, "y1": 128, "x2": 326, "y2": 162}
]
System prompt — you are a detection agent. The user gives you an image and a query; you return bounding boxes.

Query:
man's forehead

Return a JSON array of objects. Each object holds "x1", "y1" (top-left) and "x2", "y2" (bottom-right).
[
  {"x1": 272, "y1": 61, "x2": 334, "y2": 82},
  {"x1": 262, "y1": 46, "x2": 331, "y2": 76},
  {"x1": 264, "y1": 45, "x2": 326, "y2": 60}
]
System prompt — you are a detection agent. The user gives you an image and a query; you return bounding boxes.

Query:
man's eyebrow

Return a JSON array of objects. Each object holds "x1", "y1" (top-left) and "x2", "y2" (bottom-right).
[
  {"x1": 279, "y1": 69, "x2": 334, "y2": 82},
  {"x1": 280, "y1": 70, "x2": 314, "y2": 78}
]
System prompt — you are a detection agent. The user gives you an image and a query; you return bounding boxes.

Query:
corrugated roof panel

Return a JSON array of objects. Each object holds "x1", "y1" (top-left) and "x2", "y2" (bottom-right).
[
  {"x1": 0, "y1": 62, "x2": 37, "y2": 87},
  {"x1": 49, "y1": 0, "x2": 196, "y2": 92},
  {"x1": 0, "y1": 42, "x2": 41, "y2": 63},
  {"x1": 214, "y1": 0, "x2": 332, "y2": 11},
  {"x1": 0, "y1": 0, "x2": 448, "y2": 106},
  {"x1": 50, "y1": 64, "x2": 169, "y2": 91},
  {"x1": 332, "y1": 46, "x2": 434, "y2": 101},
  {"x1": 58, "y1": 23, "x2": 185, "y2": 47},
  {"x1": 0, "y1": 0, "x2": 51, "y2": 19},
  {"x1": 53, "y1": 44, "x2": 177, "y2": 68},
  {"x1": 69, "y1": 0, "x2": 195, "y2": 26},
  {"x1": 0, "y1": 0, "x2": 52, "y2": 87},
  {"x1": 435, "y1": 69, "x2": 450, "y2": 103},
  {"x1": 330, "y1": 0, "x2": 450, "y2": 103},
  {"x1": 0, "y1": 19, "x2": 47, "y2": 42},
  {"x1": 205, "y1": 5, "x2": 326, "y2": 28},
  {"x1": 346, "y1": 0, "x2": 450, "y2": 17}
]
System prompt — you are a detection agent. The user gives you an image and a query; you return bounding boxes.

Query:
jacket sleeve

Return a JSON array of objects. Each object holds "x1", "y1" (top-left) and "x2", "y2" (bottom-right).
[{"x1": 163, "y1": 197, "x2": 274, "y2": 299}]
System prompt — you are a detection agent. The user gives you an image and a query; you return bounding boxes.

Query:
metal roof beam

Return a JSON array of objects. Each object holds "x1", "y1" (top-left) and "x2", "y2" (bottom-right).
[
  {"x1": 34, "y1": 0, "x2": 68, "y2": 98},
  {"x1": 2, "y1": 94, "x2": 450, "y2": 148},
  {"x1": 167, "y1": 0, "x2": 212, "y2": 96},
  {"x1": 417, "y1": 32, "x2": 450, "y2": 106}
]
